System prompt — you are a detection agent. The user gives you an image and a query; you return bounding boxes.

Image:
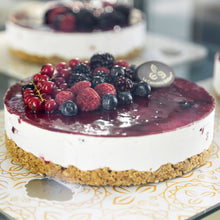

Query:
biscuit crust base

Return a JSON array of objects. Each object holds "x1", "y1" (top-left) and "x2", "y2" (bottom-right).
[
  {"x1": 9, "y1": 48, "x2": 143, "y2": 65},
  {"x1": 5, "y1": 134, "x2": 212, "y2": 186}
]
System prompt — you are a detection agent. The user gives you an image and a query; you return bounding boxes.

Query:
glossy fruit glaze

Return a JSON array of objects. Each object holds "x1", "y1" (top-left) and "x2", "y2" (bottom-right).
[{"x1": 4, "y1": 78, "x2": 215, "y2": 137}]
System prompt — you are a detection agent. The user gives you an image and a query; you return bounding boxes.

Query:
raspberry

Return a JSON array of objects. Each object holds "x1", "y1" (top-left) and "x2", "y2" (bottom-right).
[
  {"x1": 44, "y1": 6, "x2": 72, "y2": 25},
  {"x1": 76, "y1": 88, "x2": 101, "y2": 111},
  {"x1": 54, "y1": 13, "x2": 76, "y2": 32},
  {"x1": 114, "y1": 60, "x2": 129, "y2": 68},
  {"x1": 55, "y1": 90, "x2": 74, "y2": 106},
  {"x1": 70, "y1": 81, "x2": 91, "y2": 96},
  {"x1": 94, "y1": 83, "x2": 116, "y2": 98}
]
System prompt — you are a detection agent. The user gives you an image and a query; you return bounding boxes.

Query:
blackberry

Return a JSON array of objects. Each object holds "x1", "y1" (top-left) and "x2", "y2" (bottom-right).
[
  {"x1": 93, "y1": 71, "x2": 111, "y2": 83},
  {"x1": 90, "y1": 53, "x2": 115, "y2": 70},
  {"x1": 101, "y1": 94, "x2": 118, "y2": 110},
  {"x1": 117, "y1": 91, "x2": 133, "y2": 105},
  {"x1": 68, "y1": 73, "x2": 91, "y2": 87},
  {"x1": 91, "y1": 75, "x2": 105, "y2": 87},
  {"x1": 124, "y1": 68, "x2": 135, "y2": 80},
  {"x1": 75, "y1": 9, "x2": 97, "y2": 31},
  {"x1": 133, "y1": 81, "x2": 151, "y2": 97},
  {"x1": 72, "y1": 63, "x2": 92, "y2": 77},
  {"x1": 114, "y1": 76, "x2": 133, "y2": 91}
]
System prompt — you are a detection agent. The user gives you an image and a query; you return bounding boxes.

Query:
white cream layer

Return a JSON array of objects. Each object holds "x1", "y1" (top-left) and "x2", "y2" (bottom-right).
[
  {"x1": 213, "y1": 53, "x2": 220, "y2": 96},
  {"x1": 6, "y1": 20, "x2": 146, "y2": 60},
  {"x1": 4, "y1": 107, "x2": 215, "y2": 172}
]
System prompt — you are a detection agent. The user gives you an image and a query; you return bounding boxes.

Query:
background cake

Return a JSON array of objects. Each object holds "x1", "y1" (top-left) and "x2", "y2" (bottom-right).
[
  {"x1": 213, "y1": 52, "x2": 220, "y2": 97},
  {"x1": 6, "y1": 1, "x2": 146, "y2": 64},
  {"x1": 4, "y1": 53, "x2": 215, "y2": 186}
]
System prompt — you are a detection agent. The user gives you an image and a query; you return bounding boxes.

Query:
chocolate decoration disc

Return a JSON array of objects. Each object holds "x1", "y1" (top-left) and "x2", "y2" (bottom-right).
[{"x1": 135, "y1": 61, "x2": 175, "y2": 88}]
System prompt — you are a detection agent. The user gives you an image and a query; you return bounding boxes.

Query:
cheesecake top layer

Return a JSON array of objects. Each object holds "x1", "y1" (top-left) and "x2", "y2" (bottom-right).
[{"x1": 4, "y1": 78, "x2": 215, "y2": 137}]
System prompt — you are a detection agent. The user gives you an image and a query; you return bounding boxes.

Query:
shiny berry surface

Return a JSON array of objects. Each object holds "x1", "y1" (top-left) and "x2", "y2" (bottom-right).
[
  {"x1": 44, "y1": 99, "x2": 58, "y2": 113},
  {"x1": 41, "y1": 64, "x2": 54, "y2": 77},
  {"x1": 41, "y1": 81, "x2": 55, "y2": 95},
  {"x1": 69, "y1": 58, "x2": 81, "y2": 69},
  {"x1": 27, "y1": 97, "x2": 43, "y2": 112},
  {"x1": 56, "y1": 62, "x2": 68, "y2": 73},
  {"x1": 61, "y1": 100, "x2": 78, "y2": 116}
]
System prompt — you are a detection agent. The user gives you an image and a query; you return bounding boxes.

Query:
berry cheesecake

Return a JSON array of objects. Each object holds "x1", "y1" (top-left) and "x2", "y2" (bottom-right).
[
  {"x1": 4, "y1": 53, "x2": 215, "y2": 186},
  {"x1": 6, "y1": 1, "x2": 146, "y2": 64},
  {"x1": 213, "y1": 52, "x2": 220, "y2": 97}
]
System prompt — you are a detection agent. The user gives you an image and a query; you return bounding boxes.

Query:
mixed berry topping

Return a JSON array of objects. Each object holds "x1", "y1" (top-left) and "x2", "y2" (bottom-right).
[
  {"x1": 21, "y1": 52, "x2": 151, "y2": 116},
  {"x1": 44, "y1": 2, "x2": 134, "y2": 32}
]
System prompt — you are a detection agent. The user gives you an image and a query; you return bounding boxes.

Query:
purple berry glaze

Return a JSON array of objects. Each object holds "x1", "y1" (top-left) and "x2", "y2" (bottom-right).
[{"x1": 4, "y1": 78, "x2": 215, "y2": 137}]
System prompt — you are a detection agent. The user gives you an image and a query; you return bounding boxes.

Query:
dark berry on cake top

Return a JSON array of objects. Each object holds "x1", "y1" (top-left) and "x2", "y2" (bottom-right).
[
  {"x1": 43, "y1": 2, "x2": 137, "y2": 32},
  {"x1": 21, "y1": 52, "x2": 154, "y2": 116}
]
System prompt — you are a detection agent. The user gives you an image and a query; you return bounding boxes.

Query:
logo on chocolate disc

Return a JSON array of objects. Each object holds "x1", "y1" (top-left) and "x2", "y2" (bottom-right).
[{"x1": 135, "y1": 61, "x2": 175, "y2": 88}]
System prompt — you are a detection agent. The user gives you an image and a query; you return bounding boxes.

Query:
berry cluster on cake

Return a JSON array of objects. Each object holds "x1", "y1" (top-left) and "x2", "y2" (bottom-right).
[
  {"x1": 6, "y1": 1, "x2": 146, "y2": 64},
  {"x1": 4, "y1": 53, "x2": 215, "y2": 186}
]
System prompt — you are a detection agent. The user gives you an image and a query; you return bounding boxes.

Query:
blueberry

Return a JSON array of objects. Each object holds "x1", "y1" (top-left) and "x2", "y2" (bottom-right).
[
  {"x1": 91, "y1": 75, "x2": 105, "y2": 87},
  {"x1": 130, "y1": 64, "x2": 136, "y2": 72},
  {"x1": 22, "y1": 83, "x2": 35, "y2": 93},
  {"x1": 117, "y1": 91, "x2": 133, "y2": 105},
  {"x1": 61, "y1": 100, "x2": 78, "y2": 116},
  {"x1": 102, "y1": 93, "x2": 118, "y2": 110},
  {"x1": 133, "y1": 81, "x2": 151, "y2": 97},
  {"x1": 110, "y1": 65, "x2": 125, "y2": 79}
]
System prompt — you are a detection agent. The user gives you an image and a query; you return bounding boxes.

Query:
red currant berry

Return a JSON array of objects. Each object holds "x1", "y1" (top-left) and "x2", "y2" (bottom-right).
[
  {"x1": 42, "y1": 94, "x2": 52, "y2": 100},
  {"x1": 23, "y1": 88, "x2": 35, "y2": 97},
  {"x1": 33, "y1": 73, "x2": 42, "y2": 82},
  {"x1": 41, "y1": 64, "x2": 54, "y2": 77},
  {"x1": 39, "y1": 74, "x2": 49, "y2": 82},
  {"x1": 28, "y1": 97, "x2": 43, "y2": 112},
  {"x1": 56, "y1": 62, "x2": 68, "y2": 73},
  {"x1": 24, "y1": 95, "x2": 35, "y2": 105},
  {"x1": 59, "y1": 82, "x2": 68, "y2": 90},
  {"x1": 41, "y1": 81, "x2": 55, "y2": 94},
  {"x1": 54, "y1": 77, "x2": 66, "y2": 86},
  {"x1": 58, "y1": 68, "x2": 70, "y2": 80},
  {"x1": 44, "y1": 99, "x2": 58, "y2": 113},
  {"x1": 69, "y1": 58, "x2": 80, "y2": 69}
]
